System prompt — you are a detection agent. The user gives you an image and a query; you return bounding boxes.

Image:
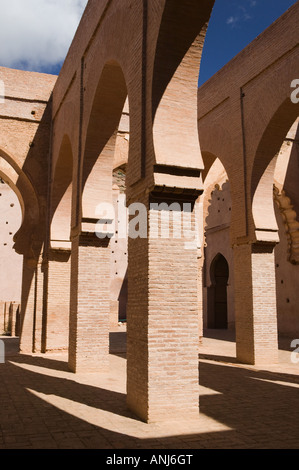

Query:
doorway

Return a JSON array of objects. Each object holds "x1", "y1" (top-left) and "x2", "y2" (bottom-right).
[{"x1": 208, "y1": 254, "x2": 229, "y2": 329}]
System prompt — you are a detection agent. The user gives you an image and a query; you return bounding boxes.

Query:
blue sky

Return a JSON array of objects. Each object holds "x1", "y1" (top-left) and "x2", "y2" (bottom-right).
[
  {"x1": 0, "y1": 0, "x2": 297, "y2": 84},
  {"x1": 199, "y1": 0, "x2": 298, "y2": 85}
]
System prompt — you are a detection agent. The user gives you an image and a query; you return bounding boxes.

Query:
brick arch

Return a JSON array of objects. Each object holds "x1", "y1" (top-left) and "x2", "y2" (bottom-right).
[
  {"x1": 251, "y1": 90, "x2": 299, "y2": 198},
  {"x1": 81, "y1": 60, "x2": 128, "y2": 221},
  {"x1": 207, "y1": 249, "x2": 231, "y2": 286},
  {"x1": 0, "y1": 150, "x2": 25, "y2": 216},
  {"x1": 210, "y1": 252, "x2": 229, "y2": 282},
  {"x1": 199, "y1": 118, "x2": 233, "y2": 183},
  {"x1": 201, "y1": 153, "x2": 231, "y2": 231},
  {"x1": 152, "y1": 0, "x2": 214, "y2": 169},
  {"x1": 201, "y1": 151, "x2": 218, "y2": 185},
  {"x1": 152, "y1": 0, "x2": 213, "y2": 113},
  {"x1": 0, "y1": 148, "x2": 39, "y2": 256},
  {"x1": 203, "y1": 178, "x2": 233, "y2": 276},
  {"x1": 201, "y1": 156, "x2": 229, "y2": 235},
  {"x1": 201, "y1": 149, "x2": 231, "y2": 184},
  {"x1": 251, "y1": 99, "x2": 299, "y2": 240},
  {"x1": 196, "y1": 148, "x2": 231, "y2": 264},
  {"x1": 248, "y1": 48, "x2": 298, "y2": 236},
  {"x1": 50, "y1": 134, "x2": 73, "y2": 248}
]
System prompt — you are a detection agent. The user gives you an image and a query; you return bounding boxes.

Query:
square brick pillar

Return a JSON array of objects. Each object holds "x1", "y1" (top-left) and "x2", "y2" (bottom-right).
[
  {"x1": 45, "y1": 249, "x2": 71, "y2": 352},
  {"x1": 127, "y1": 193, "x2": 200, "y2": 423},
  {"x1": 4, "y1": 303, "x2": 9, "y2": 334},
  {"x1": 198, "y1": 256, "x2": 204, "y2": 344},
  {"x1": 13, "y1": 305, "x2": 21, "y2": 337},
  {"x1": 234, "y1": 242, "x2": 278, "y2": 365},
  {"x1": 0, "y1": 301, "x2": 4, "y2": 334},
  {"x1": 10, "y1": 303, "x2": 18, "y2": 337},
  {"x1": 68, "y1": 232, "x2": 110, "y2": 373},
  {"x1": 19, "y1": 257, "x2": 44, "y2": 353}
]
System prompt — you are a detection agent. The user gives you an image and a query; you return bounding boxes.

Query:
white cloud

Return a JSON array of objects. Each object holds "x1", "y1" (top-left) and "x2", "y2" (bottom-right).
[
  {"x1": 226, "y1": 1, "x2": 255, "y2": 28},
  {"x1": 226, "y1": 16, "x2": 239, "y2": 26},
  {"x1": 0, "y1": 0, "x2": 88, "y2": 72}
]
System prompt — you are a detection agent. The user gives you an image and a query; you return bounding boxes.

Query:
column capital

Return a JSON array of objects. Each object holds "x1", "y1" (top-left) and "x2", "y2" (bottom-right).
[
  {"x1": 150, "y1": 184, "x2": 202, "y2": 205},
  {"x1": 234, "y1": 231, "x2": 279, "y2": 248}
]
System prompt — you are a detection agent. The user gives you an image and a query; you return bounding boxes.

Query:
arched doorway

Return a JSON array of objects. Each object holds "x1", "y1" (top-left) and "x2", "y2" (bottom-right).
[{"x1": 208, "y1": 254, "x2": 229, "y2": 329}]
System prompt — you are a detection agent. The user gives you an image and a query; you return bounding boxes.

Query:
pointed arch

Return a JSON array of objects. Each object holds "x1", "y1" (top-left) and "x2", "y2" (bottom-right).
[
  {"x1": 208, "y1": 253, "x2": 229, "y2": 329},
  {"x1": 51, "y1": 135, "x2": 73, "y2": 249},
  {"x1": 82, "y1": 60, "x2": 129, "y2": 222},
  {"x1": 152, "y1": 0, "x2": 214, "y2": 168},
  {"x1": 0, "y1": 148, "x2": 39, "y2": 256},
  {"x1": 251, "y1": 99, "x2": 299, "y2": 241}
]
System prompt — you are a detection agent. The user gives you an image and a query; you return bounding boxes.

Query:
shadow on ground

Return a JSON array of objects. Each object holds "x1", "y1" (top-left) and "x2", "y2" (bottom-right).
[{"x1": 0, "y1": 334, "x2": 298, "y2": 449}]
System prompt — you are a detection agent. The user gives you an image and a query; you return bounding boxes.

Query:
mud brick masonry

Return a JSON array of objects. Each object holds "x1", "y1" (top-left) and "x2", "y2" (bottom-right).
[{"x1": 0, "y1": 0, "x2": 298, "y2": 423}]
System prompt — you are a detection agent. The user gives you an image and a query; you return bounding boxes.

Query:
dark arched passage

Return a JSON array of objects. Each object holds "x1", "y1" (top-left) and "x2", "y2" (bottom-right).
[{"x1": 208, "y1": 253, "x2": 229, "y2": 329}]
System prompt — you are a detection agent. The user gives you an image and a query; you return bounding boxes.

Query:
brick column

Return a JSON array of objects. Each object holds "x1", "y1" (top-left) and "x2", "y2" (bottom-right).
[
  {"x1": 19, "y1": 257, "x2": 43, "y2": 353},
  {"x1": 68, "y1": 232, "x2": 110, "y2": 373},
  {"x1": 9, "y1": 304, "x2": 14, "y2": 337},
  {"x1": 13, "y1": 305, "x2": 21, "y2": 337},
  {"x1": 234, "y1": 242, "x2": 278, "y2": 365},
  {"x1": 4, "y1": 303, "x2": 9, "y2": 334},
  {"x1": 198, "y1": 256, "x2": 204, "y2": 343},
  {"x1": 127, "y1": 191, "x2": 200, "y2": 423},
  {"x1": 45, "y1": 249, "x2": 71, "y2": 351},
  {"x1": 0, "y1": 302, "x2": 4, "y2": 334},
  {"x1": 8, "y1": 303, "x2": 20, "y2": 337}
]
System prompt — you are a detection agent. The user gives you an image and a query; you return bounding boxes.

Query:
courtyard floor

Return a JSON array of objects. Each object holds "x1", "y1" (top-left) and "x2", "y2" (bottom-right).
[{"x1": 0, "y1": 327, "x2": 298, "y2": 449}]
